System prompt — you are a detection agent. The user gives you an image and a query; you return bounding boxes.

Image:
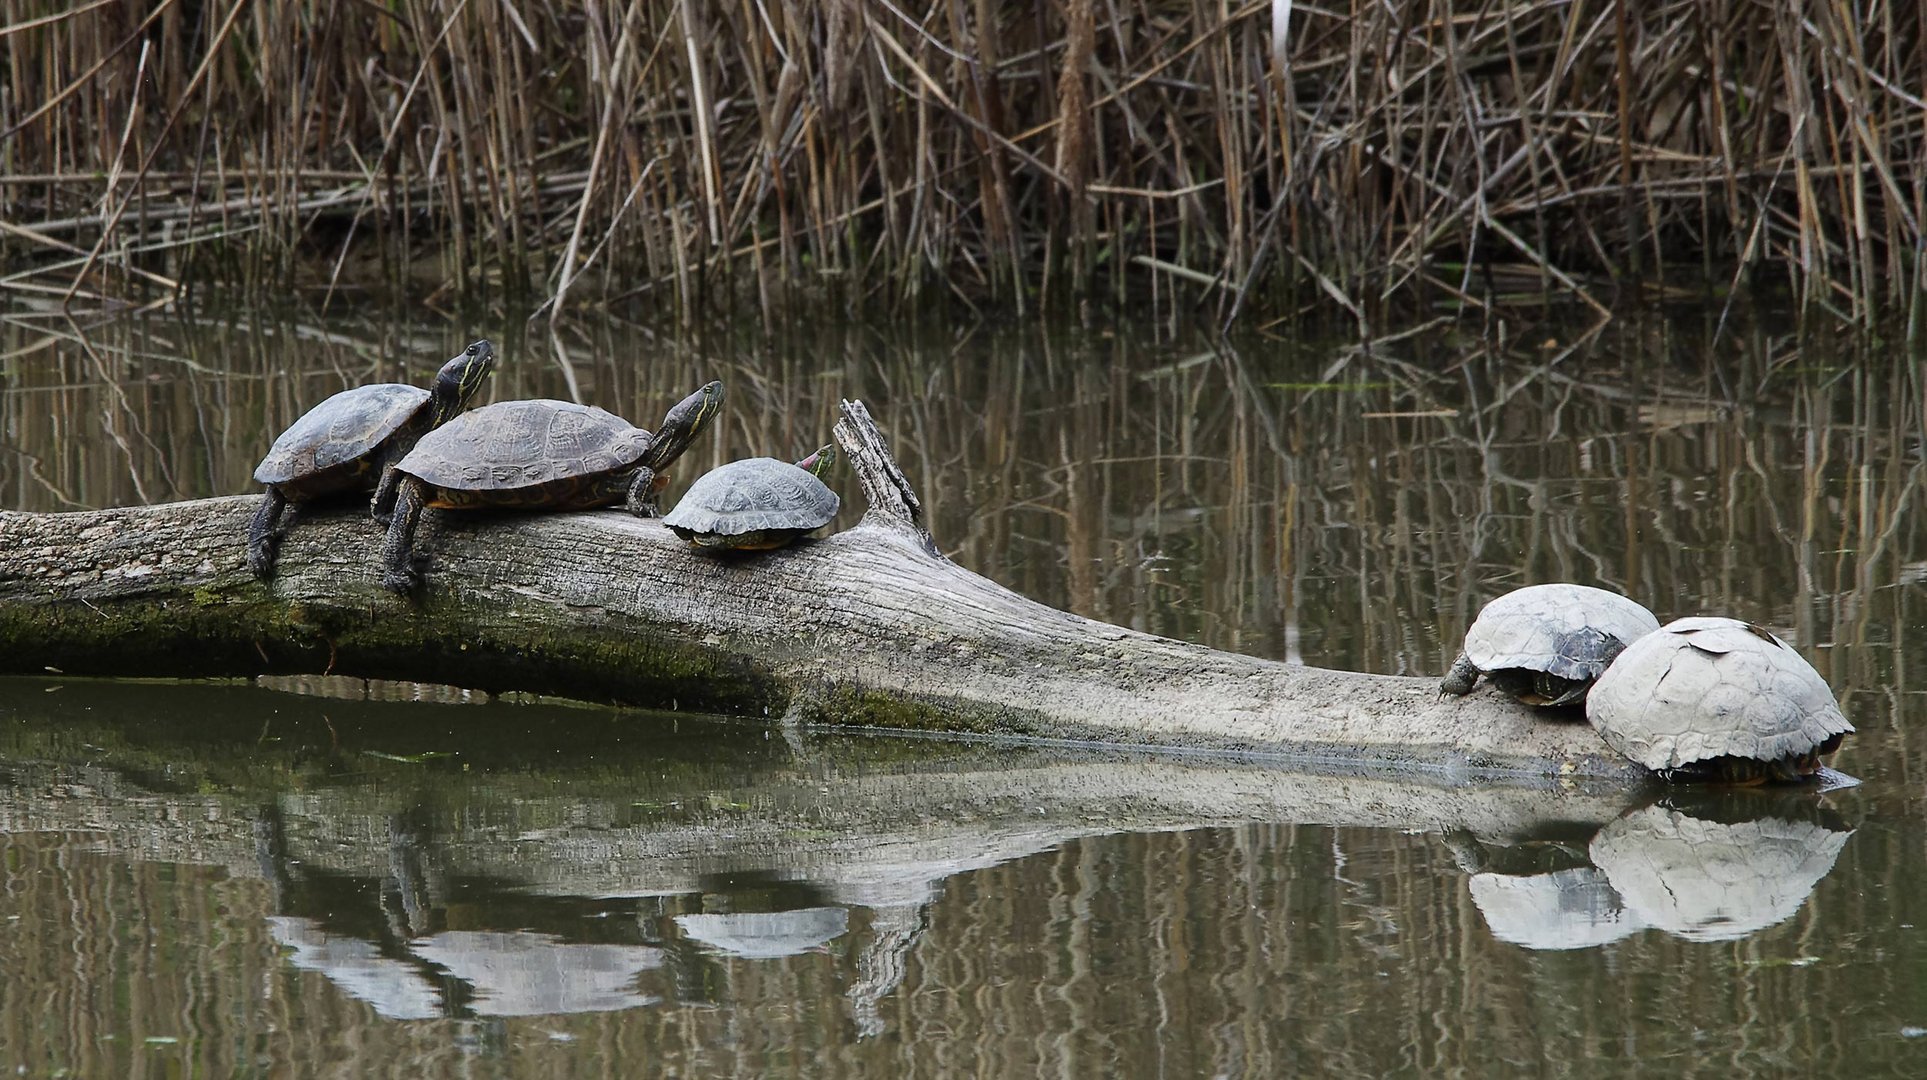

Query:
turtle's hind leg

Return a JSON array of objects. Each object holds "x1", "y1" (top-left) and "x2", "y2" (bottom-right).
[
  {"x1": 247, "y1": 488, "x2": 288, "y2": 579},
  {"x1": 381, "y1": 479, "x2": 431, "y2": 594}
]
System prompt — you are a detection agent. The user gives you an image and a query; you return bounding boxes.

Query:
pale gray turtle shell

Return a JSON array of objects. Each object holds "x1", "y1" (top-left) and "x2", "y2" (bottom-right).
[
  {"x1": 663, "y1": 457, "x2": 840, "y2": 537},
  {"x1": 1467, "y1": 867, "x2": 1641, "y2": 950},
  {"x1": 674, "y1": 907, "x2": 850, "y2": 959},
  {"x1": 1588, "y1": 805, "x2": 1852, "y2": 942},
  {"x1": 254, "y1": 383, "x2": 428, "y2": 484},
  {"x1": 410, "y1": 930, "x2": 664, "y2": 1016},
  {"x1": 1462, "y1": 583, "x2": 1661, "y2": 681},
  {"x1": 398, "y1": 399, "x2": 649, "y2": 491},
  {"x1": 1585, "y1": 616, "x2": 1853, "y2": 770}
]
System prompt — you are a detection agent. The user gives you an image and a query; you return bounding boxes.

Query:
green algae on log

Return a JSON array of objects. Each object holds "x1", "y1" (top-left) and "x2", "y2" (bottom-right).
[{"x1": 0, "y1": 400, "x2": 1649, "y2": 783}]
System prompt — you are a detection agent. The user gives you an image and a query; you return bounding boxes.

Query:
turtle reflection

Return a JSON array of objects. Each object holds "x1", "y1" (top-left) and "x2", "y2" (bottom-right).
[
  {"x1": 1461, "y1": 798, "x2": 1852, "y2": 950},
  {"x1": 675, "y1": 907, "x2": 851, "y2": 959}
]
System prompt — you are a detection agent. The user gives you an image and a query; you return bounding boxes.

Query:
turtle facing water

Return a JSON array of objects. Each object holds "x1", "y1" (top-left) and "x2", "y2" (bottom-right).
[{"x1": 1585, "y1": 617, "x2": 1852, "y2": 782}]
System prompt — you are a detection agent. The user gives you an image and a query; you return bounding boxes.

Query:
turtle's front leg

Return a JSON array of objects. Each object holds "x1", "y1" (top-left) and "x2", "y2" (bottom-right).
[
  {"x1": 370, "y1": 460, "x2": 404, "y2": 524},
  {"x1": 1438, "y1": 653, "x2": 1481, "y2": 699},
  {"x1": 381, "y1": 478, "x2": 432, "y2": 593},
  {"x1": 621, "y1": 466, "x2": 661, "y2": 517},
  {"x1": 247, "y1": 488, "x2": 288, "y2": 579}
]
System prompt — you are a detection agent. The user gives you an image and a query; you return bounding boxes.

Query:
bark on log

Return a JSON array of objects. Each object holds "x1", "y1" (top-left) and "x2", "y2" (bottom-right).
[{"x1": 0, "y1": 400, "x2": 1651, "y2": 782}]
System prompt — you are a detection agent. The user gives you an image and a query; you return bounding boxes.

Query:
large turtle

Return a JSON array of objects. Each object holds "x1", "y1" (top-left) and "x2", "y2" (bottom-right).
[
  {"x1": 248, "y1": 340, "x2": 496, "y2": 578},
  {"x1": 1585, "y1": 617, "x2": 1853, "y2": 782},
  {"x1": 663, "y1": 445, "x2": 840, "y2": 551},
  {"x1": 379, "y1": 382, "x2": 723, "y2": 593},
  {"x1": 1439, "y1": 584, "x2": 1660, "y2": 706}
]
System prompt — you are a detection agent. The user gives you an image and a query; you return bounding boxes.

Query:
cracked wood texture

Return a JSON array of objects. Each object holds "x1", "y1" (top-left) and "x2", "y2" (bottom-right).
[{"x1": 0, "y1": 402, "x2": 1647, "y2": 783}]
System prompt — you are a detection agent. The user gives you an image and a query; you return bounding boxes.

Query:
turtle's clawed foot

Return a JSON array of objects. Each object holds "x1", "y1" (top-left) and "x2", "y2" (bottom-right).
[
  {"x1": 381, "y1": 569, "x2": 418, "y2": 595},
  {"x1": 247, "y1": 540, "x2": 277, "y2": 580}
]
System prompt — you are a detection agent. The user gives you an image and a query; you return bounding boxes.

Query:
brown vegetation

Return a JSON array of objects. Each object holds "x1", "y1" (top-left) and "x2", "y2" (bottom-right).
[{"x1": 2, "y1": 1, "x2": 1924, "y2": 320}]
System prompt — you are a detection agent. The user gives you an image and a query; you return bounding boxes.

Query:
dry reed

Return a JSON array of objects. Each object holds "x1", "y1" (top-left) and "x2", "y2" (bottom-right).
[{"x1": 1, "y1": 1, "x2": 1923, "y2": 328}]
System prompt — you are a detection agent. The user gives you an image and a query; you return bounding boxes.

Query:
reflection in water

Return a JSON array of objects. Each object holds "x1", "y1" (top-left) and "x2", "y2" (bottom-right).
[
  {"x1": 675, "y1": 908, "x2": 850, "y2": 959},
  {"x1": 1588, "y1": 804, "x2": 1853, "y2": 943},
  {"x1": 1466, "y1": 801, "x2": 1854, "y2": 950},
  {"x1": 1468, "y1": 868, "x2": 1638, "y2": 951},
  {"x1": 412, "y1": 932, "x2": 664, "y2": 1017},
  {"x1": 0, "y1": 681, "x2": 1902, "y2": 1076},
  {"x1": 269, "y1": 917, "x2": 445, "y2": 1021}
]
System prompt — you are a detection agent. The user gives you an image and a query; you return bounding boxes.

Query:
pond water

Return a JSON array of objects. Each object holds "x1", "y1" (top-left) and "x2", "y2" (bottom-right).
[{"x1": 1, "y1": 305, "x2": 1924, "y2": 1076}]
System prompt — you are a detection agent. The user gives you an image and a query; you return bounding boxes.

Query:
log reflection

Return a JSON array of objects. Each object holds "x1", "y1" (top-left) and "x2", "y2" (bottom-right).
[{"x1": 0, "y1": 678, "x2": 1892, "y2": 1076}]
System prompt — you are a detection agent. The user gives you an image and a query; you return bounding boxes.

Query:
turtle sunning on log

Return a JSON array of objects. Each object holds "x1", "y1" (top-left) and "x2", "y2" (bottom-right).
[
  {"x1": 1439, "y1": 584, "x2": 1660, "y2": 707},
  {"x1": 1586, "y1": 616, "x2": 1853, "y2": 783},
  {"x1": 248, "y1": 340, "x2": 497, "y2": 579},
  {"x1": 664, "y1": 444, "x2": 840, "y2": 551},
  {"x1": 379, "y1": 381, "x2": 724, "y2": 594}
]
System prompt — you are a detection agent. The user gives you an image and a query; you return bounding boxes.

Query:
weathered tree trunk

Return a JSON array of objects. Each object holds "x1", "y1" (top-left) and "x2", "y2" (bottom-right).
[{"x1": 0, "y1": 401, "x2": 1647, "y2": 781}]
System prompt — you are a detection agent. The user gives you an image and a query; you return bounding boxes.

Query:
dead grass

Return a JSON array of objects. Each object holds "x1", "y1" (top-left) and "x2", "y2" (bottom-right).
[{"x1": 1, "y1": 1, "x2": 1922, "y2": 328}]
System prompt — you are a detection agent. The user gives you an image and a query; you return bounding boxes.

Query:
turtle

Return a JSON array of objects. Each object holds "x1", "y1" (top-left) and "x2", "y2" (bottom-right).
[
  {"x1": 1584, "y1": 616, "x2": 1853, "y2": 783},
  {"x1": 1439, "y1": 583, "x2": 1661, "y2": 706},
  {"x1": 379, "y1": 381, "x2": 724, "y2": 593},
  {"x1": 248, "y1": 339, "x2": 497, "y2": 578},
  {"x1": 663, "y1": 445, "x2": 840, "y2": 551}
]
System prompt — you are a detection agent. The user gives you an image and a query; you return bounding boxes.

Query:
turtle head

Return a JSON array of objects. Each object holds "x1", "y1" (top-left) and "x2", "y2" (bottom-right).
[
  {"x1": 640, "y1": 380, "x2": 725, "y2": 470},
  {"x1": 430, "y1": 339, "x2": 497, "y2": 426},
  {"x1": 795, "y1": 443, "x2": 837, "y2": 478}
]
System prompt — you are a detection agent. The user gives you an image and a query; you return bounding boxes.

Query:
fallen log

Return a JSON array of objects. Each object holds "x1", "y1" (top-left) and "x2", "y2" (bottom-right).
[{"x1": 0, "y1": 400, "x2": 1650, "y2": 782}]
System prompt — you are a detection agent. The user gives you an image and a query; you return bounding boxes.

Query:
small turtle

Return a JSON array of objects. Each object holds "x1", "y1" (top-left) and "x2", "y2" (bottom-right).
[
  {"x1": 664, "y1": 445, "x2": 840, "y2": 551},
  {"x1": 1440, "y1": 584, "x2": 1660, "y2": 706},
  {"x1": 248, "y1": 340, "x2": 496, "y2": 578},
  {"x1": 1585, "y1": 617, "x2": 1853, "y2": 783},
  {"x1": 379, "y1": 381, "x2": 724, "y2": 593}
]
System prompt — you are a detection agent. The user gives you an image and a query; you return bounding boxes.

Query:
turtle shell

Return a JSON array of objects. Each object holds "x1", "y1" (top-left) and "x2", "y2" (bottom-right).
[
  {"x1": 663, "y1": 457, "x2": 839, "y2": 542},
  {"x1": 398, "y1": 399, "x2": 651, "y2": 501},
  {"x1": 1585, "y1": 617, "x2": 1853, "y2": 773},
  {"x1": 254, "y1": 384, "x2": 430, "y2": 491},
  {"x1": 1458, "y1": 584, "x2": 1660, "y2": 703}
]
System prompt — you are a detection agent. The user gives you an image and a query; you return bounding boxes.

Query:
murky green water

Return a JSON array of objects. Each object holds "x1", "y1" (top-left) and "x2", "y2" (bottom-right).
[{"x1": 2, "y1": 306, "x2": 1925, "y2": 1075}]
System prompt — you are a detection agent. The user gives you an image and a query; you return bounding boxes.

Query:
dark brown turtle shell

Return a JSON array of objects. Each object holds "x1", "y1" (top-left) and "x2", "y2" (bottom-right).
[
  {"x1": 396, "y1": 399, "x2": 653, "y2": 510},
  {"x1": 254, "y1": 384, "x2": 432, "y2": 499}
]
